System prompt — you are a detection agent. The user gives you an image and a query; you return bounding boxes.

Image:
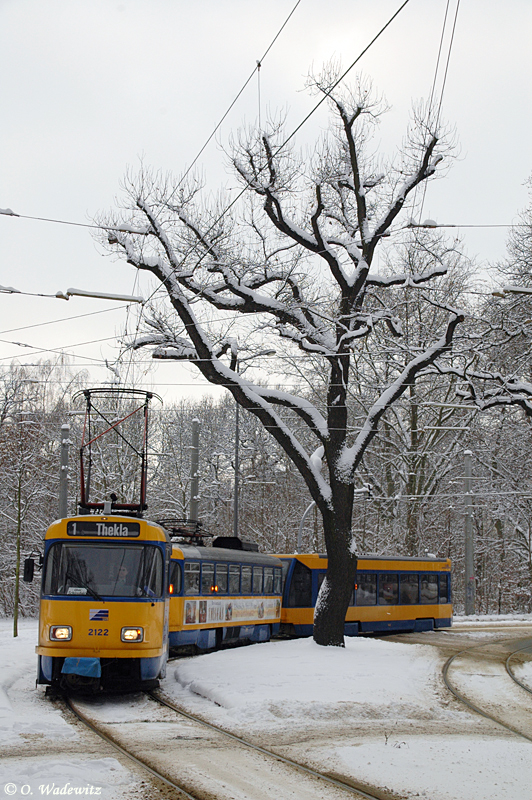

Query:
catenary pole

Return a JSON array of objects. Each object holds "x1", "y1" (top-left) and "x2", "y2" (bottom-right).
[
  {"x1": 189, "y1": 419, "x2": 200, "y2": 522},
  {"x1": 233, "y1": 400, "x2": 240, "y2": 538},
  {"x1": 464, "y1": 449, "x2": 475, "y2": 614},
  {"x1": 59, "y1": 423, "x2": 70, "y2": 518}
]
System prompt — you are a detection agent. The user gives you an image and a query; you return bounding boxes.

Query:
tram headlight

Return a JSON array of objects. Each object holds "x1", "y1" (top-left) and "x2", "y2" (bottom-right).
[
  {"x1": 50, "y1": 625, "x2": 72, "y2": 641},
  {"x1": 121, "y1": 626, "x2": 144, "y2": 642}
]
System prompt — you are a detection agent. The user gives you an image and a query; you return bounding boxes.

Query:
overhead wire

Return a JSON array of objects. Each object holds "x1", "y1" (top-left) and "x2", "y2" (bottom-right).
[
  {"x1": 113, "y1": 0, "x2": 418, "y2": 353},
  {"x1": 0, "y1": 0, "x2": 507, "y2": 403},
  {"x1": 165, "y1": 0, "x2": 302, "y2": 206},
  {"x1": 416, "y1": 0, "x2": 461, "y2": 222},
  {"x1": 115, "y1": 0, "x2": 303, "y2": 386},
  {"x1": 0, "y1": 304, "x2": 130, "y2": 337}
]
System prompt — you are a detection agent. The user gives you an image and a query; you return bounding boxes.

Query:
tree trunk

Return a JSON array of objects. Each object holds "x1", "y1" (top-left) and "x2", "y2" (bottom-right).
[
  {"x1": 313, "y1": 537, "x2": 357, "y2": 646},
  {"x1": 313, "y1": 482, "x2": 356, "y2": 646}
]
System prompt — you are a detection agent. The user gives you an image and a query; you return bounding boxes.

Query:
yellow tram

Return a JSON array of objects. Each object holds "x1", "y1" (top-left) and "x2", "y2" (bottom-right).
[
  {"x1": 31, "y1": 514, "x2": 171, "y2": 692},
  {"x1": 277, "y1": 553, "x2": 452, "y2": 636},
  {"x1": 167, "y1": 538, "x2": 283, "y2": 651}
]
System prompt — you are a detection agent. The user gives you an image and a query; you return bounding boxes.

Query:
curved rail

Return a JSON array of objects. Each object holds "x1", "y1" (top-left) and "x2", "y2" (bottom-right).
[
  {"x1": 64, "y1": 691, "x2": 392, "y2": 800},
  {"x1": 506, "y1": 642, "x2": 532, "y2": 694},
  {"x1": 148, "y1": 690, "x2": 394, "y2": 800},
  {"x1": 442, "y1": 636, "x2": 532, "y2": 743},
  {"x1": 64, "y1": 695, "x2": 198, "y2": 800}
]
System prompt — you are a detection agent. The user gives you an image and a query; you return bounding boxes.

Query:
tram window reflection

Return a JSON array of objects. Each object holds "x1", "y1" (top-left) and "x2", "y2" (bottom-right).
[
  {"x1": 215, "y1": 563, "x2": 228, "y2": 593},
  {"x1": 439, "y1": 573, "x2": 449, "y2": 604},
  {"x1": 378, "y1": 573, "x2": 398, "y2": 605},
  {"x1": 228, "y1": 564, "x2": 240, "y2": 593},
  {"x1": 184, "y1": 562, "x2": 200, "y2": 595},
  {"x1": 400, "y1": 574, "x2": 419, "y2": 604},
  {"x1": 201, "y1": 563, "x2": 215, "y2": 594},
  {"x1": 241, "y1": 565, "x2": 252, "y2": 594},
  {"x1": 355, "y1": 572, "x2": 377, "y2": 605},
  {"x1": 420, "y1": 573, "x2": 438, "y2": 603}
]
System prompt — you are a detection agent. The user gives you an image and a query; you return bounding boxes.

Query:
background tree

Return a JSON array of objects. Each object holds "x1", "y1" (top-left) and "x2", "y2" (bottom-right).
[
  {"x1": 0, "y1": 361, "x2": 86, "y2": 621},
  {"x1": 350, "y1": 231, "x2": 477, "y2": 556}
]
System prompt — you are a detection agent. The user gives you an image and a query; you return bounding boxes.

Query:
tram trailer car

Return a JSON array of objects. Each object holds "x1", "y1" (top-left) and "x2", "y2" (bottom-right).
[
  {"x1": 31, "y1": 515, "x2": 171, "y2": 692},
  {"x1": 277, "y1": 554, "x2": 452, "y2": 637},
  {"x1": 167, "y1": 540, "x2": 283, "y2": 652}
]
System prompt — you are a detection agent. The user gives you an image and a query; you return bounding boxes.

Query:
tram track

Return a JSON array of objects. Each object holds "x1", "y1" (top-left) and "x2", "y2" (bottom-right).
[
  {"x1": 147, "y1": 688, "x2": 407, "y2": 800},
  {"x1": 63, "y1": 689, "x2": 401, "y2": 800},
  {"x1": 442, "y1": 635, "x2": 532, "y2": 743},
  {"x1": 64, "y1": 694, "x2": 197, "y2": 799},
  {"x1": 506, "y1": 641, "x2": 532, "y2": 694}
]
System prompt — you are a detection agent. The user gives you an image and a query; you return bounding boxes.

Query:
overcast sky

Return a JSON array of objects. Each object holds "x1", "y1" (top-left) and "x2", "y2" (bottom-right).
[{"x1": 1, "y1": 0, "x2": 531, "y2": 400}]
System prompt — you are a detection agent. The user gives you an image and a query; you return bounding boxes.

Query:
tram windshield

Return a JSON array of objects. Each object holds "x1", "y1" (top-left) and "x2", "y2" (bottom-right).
[{"x1": 43, "y1": 542, "x2": 163, "y2": 598}]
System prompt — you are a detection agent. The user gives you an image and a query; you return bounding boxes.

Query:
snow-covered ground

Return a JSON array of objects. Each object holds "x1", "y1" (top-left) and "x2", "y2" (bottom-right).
[
  {"x1": 0, "y1": 620, "x2": 134, "y2": 798},
  {"x1": 2, "y1": 617, "x2": 532, "y2": 800}
]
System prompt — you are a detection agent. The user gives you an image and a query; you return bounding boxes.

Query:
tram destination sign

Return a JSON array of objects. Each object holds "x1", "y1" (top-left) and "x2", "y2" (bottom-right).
[{"x1": 66, "y1": 521, "x2": 140, "y2": 537}]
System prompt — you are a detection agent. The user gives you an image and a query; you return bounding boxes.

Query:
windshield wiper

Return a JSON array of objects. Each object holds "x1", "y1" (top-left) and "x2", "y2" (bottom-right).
[{"x1": 66, "y1": 571, "x2": 105, "y2": 602}]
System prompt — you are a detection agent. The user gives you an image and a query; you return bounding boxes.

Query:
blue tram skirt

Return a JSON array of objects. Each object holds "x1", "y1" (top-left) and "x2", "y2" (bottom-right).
[{"x1": 61, "y1": 657, "x2": 101, "y2": 677}]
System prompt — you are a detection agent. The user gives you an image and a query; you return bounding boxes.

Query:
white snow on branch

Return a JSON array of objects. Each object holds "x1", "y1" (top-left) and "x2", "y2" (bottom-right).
[
  {"x1": 337, "y1": 319, "x2": 462, "y2": 480},
  {"x1": 310, "y1": 445, "x2": 325, "y2": 473},
  {"x1": 366, "y1": 264, "x2": 448, "y2": 287}
]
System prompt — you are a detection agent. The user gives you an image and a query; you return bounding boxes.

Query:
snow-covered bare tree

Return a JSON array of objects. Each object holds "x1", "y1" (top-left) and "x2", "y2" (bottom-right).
[
  {"x1": 101, "y1": 75, "x2": 464, "y2": 646},
  {"x1": 0, "y1": 360, "x2": 87, "y2": 621},
  {"x1": 437, "y1": 182, "x2": 532, "y2": 416},
  {"x1": 350, "y1": 231, "x2": 476, "y2": 555}
]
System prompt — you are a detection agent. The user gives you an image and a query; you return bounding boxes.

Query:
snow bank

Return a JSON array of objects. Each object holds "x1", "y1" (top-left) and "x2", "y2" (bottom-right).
[
  {"x1": 0, "y1": 620, "x2": 135, "y2": 798},
  {"x1": 453, "y1": 613, "x2": 532, "y2": 625},
  {"x1": 0, "y1": 620, "x2": 74, "y2": 742},
  {"x1": 166, "y1": 635, "x2": 446, "y2": 729}
]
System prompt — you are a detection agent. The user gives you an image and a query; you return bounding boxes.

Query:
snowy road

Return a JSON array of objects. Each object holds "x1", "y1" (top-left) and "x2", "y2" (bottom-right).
[
  {"x1": 443, "y1": 634, "x2": 532, "y2": 740},
  {"x1": 2, "y1": 618, "x2": 532, "y2": 800}
]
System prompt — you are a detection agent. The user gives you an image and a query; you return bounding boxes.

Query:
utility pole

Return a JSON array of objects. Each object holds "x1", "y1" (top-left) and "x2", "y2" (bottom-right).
[
  {"x1": 233, "y1": 401, "x2": 240, "y2": 538},
  {"x1": 297, "y1": 501, "x2": 316, "y2": 553},
  {"x1": 464, "y1": 449, "x2": 475, "y2": 615},
  {"x1": 59, "y1": 423, "x2": 70, "y2": 518},
  {"x1": 189, "y1": 419, "x2": 200, "y2": 522}
]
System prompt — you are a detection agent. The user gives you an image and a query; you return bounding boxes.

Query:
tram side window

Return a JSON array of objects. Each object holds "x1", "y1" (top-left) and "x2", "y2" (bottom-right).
[
  {"x1": 400, "y1": 574, "x2": 419, "y2": 605},
  {"x1": 215, "y1": 563, "x2": 228, "y2": 593},
  {"x1": 201, "y1": 563, "x2": 215, "y2": 594},
  {"x1": 168, "y1": 561, "x2": 182, "y2": 595},
  {"x1": 378, "y1": 573, "x2": 399, "y2": 605},
  {"x1": 252, "y1": 566, "x2": 263, "y2": 594},
  {"x1": 439, "y1": 573, "x2": 449, "y2": 604},
  {"x1": 273, "y1": 568, "x2": 282, "y2": 594},
  {"x1": 264, "y1": 567, "x2": 274, "y2": 594},
  {"x1": 229, "y1": 564, "x2": 240, "y2": 593},
  {"x1": 287, "y1": 560, "x2": 312, "y2": 607},
  {"x1": 420, "y1": 573, "x2": 438, "y2": 604},
  {"x1": 241, "y1": 565, "x2": 252, "y2": 594},
  {"x1": 355, "y1": 572, "x2": 377, "y2": 605},
  {"x1": 184, "y1": 562, "x2": 200, "y2": 595}
]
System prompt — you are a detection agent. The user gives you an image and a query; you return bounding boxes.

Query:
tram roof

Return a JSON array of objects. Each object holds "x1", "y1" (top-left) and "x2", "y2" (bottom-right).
[
  {"x1": 44, "y1": 515, "x2": 170, "y2": 543},
  {"x1": 274, "y1": 553, "x2": 451, "y2": 569},
  {"x1": 171, "y1": 543, "x2": 282, "y2": 567}
]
